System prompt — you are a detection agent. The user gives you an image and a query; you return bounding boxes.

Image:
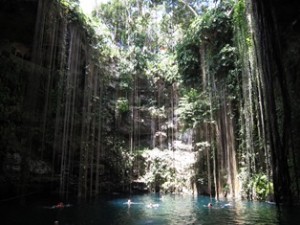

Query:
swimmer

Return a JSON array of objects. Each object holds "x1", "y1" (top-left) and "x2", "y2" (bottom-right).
[
  {"x1": 208, "y1": 203, "x2": 213, "y2": 208},
  {"x1": 56, "y1": 202, "x2": 64, "y2": 208},
  {"x1": 147, "y1": 203, "x2": 159, "y2": 208},
  {"x1": 125, "y1": 199, "x2": 132, "y2": 207},
  {"x1": 44, "y1": 202, "x2": 72, "y2": 210},
  {"x1": 123, "y1": 199, "x2": 133, "y2": 206},
  {"x1": 147, "y1": 203, "x2": 153, "y2": 208}
]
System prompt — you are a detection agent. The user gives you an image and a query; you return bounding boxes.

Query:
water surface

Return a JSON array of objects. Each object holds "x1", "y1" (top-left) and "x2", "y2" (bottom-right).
[{"x1": 1, "y1": 194, "x2": 300, "y2": 225}]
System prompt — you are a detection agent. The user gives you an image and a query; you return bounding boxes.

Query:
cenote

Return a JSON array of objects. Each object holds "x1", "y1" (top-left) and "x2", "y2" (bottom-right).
[
  {"x1": 2, "y1": 194, "x2": 300, "y2": 225},
  {"x1": 1, "y1": 0, "x2": 300, "y2": 224}
]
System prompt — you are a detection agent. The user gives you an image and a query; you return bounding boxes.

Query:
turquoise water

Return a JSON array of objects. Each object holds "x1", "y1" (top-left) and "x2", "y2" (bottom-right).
[{"x1": 1, "y1": 194, "x2": 300, "y2": 225}]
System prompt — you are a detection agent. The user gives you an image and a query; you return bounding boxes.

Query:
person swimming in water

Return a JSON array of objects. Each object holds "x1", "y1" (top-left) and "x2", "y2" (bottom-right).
[
  {"x1": 208, "y1": 203, "x2": 213, "y2": 208},
  {"x1": 147, "y1": 202, "x2": 159, "y2": 208},
  {"x1": 56, "y1": 202, "x2": 64, "y2": 208},
  {"x1": 126, "y1": 199, "x2": 132, "y2": 207},
  {"x1": 147, "y1": 203, "x2": 153, "y2": 208}
]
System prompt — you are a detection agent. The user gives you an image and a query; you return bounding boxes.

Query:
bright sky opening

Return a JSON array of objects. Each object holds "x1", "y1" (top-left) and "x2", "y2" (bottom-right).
[{"x1": 80, "y1": 0, "x2": 109, "y2": 14}]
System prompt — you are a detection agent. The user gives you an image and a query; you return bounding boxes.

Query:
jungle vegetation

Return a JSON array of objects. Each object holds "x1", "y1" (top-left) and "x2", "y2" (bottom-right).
[{"x1": 0, "y1": 0, "x2": 299, "y2": 206}]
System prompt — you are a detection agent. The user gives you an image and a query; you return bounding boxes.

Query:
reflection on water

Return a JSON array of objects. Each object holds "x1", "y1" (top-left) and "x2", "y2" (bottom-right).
[{"x1": 1, "y1": 194, "x2": 300, "y2": 225}]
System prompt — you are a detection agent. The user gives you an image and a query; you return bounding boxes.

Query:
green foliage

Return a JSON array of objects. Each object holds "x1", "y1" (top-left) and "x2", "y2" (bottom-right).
[
  {"x1": 146, "y1": 52, "x2": 179, "y2": 84},
  {"x1": 58, "y1": 0, "x2": 118, "y2": 64},
  {"x1": 176, "y1": 39, "x2": 201, "y2": 87},
  {"x1": 59, "y1": 0, "x2": 95, "y2": 35},
  {"x1": 103, "y1": 135, "x2": 134, "y2": 183},
  {"x1": 233, "y1": 0, "x2": 246, "y2": 28},
  {"x1": 148, "y1": 106, "x2": 166, "y2": 119},
  {"x1": 142, "y1": 149, "x2": 177, "y2": 193},
  {"x1": 116, "y1": 97, "x2": 129, "y2": 113},
  {"x1": 118, "y1": 56, "x2": 135, "y2": 90},
  {"x1": 248, "y1": 173, "x2": 274, "y2": 201},
  {"x1": 59, "y1": 0, "x2": 79, "y2": 9},
  {"x1": 176, "y1": 0, "x2": 235, "y2": 88},
  {"x1": 176, "y1": 89, "x2": 211, "y2": 128},
  {"x1": 215, "y1": 44, "x2": 237, "y2": 77},
  {"x1": 233, "y1": 0, "x2": 253, "y2": 49},
  {"x1": 189, "y1": 1, "x2": 233, "y2": 46},
  {"x1": 147, "y1": 0, "x2": 206, "y2": 28},
  {"x1": 117, "y1": 47, "x2": 152, "y2": 87},
  {"x1": 95, "y1": 0, "x2": 128, "y2": 44}
]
